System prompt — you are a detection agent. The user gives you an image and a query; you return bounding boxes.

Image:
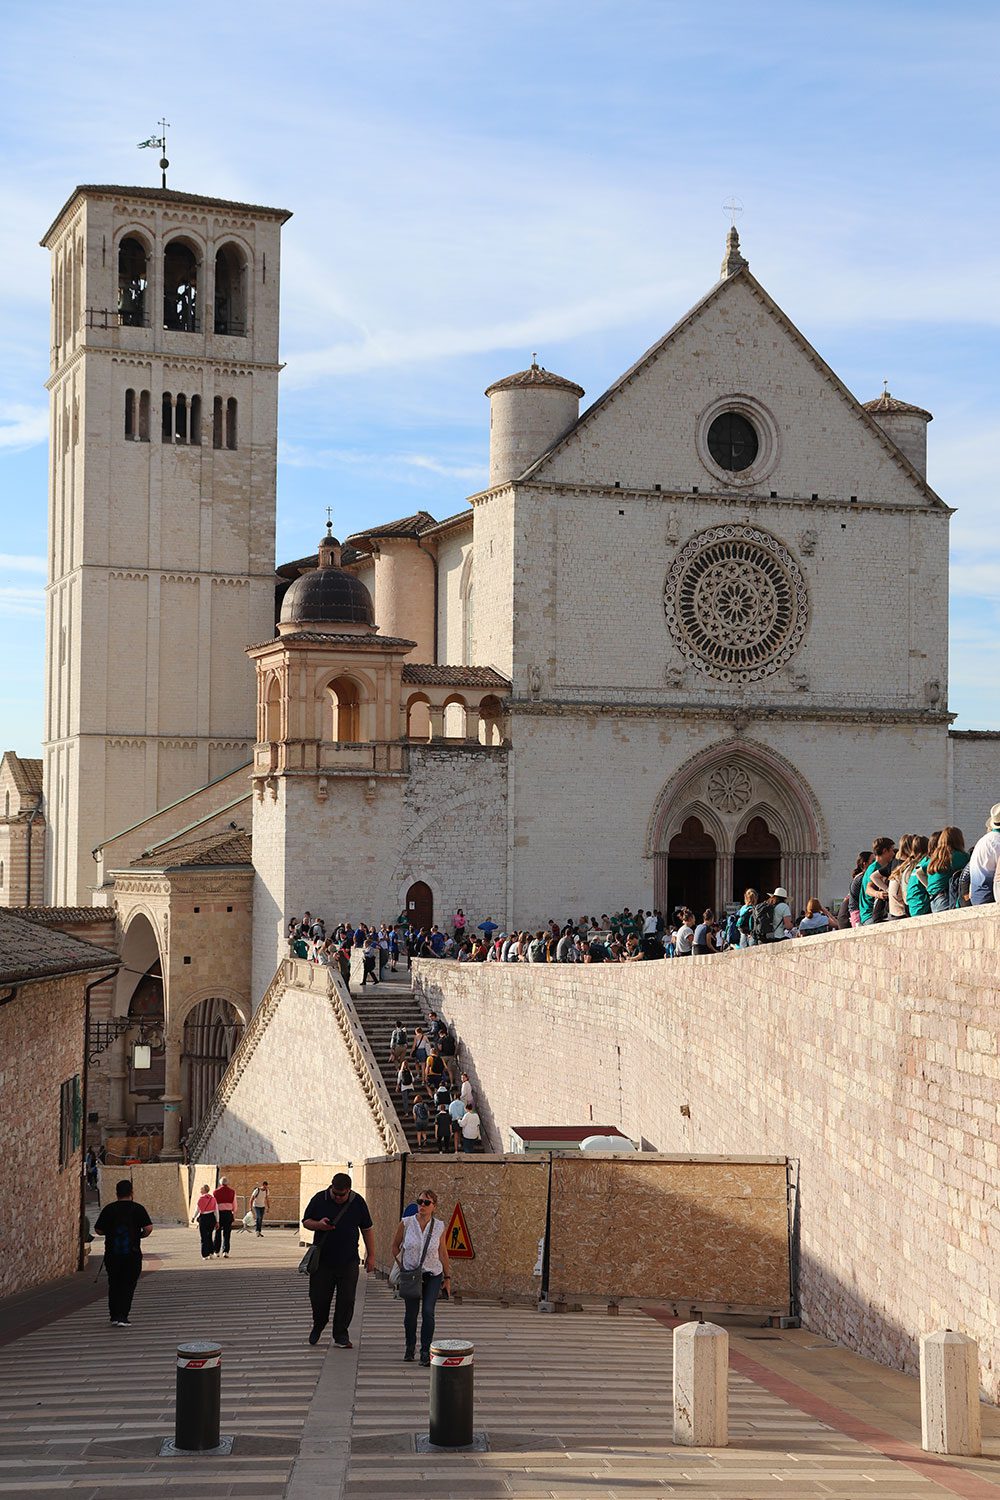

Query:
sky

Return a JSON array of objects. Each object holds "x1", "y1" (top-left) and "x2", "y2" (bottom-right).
[{"x1": 0, "y1": 0, "x2": 997, "y2": 754}]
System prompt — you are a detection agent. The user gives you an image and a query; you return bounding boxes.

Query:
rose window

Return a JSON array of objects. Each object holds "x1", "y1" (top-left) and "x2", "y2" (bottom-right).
[
  {"x1": 664, "y1": 525, "x2": 808, "y2": 681},
  {"x1": 706, "y1": 764, "x2": 753, "y2": 814}
]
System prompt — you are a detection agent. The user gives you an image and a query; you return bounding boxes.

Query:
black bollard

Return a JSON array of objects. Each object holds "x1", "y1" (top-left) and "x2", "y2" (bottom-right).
[
  {"x1": 428, "y1": 1338, "x2": 474, "y2": 1447},
  {"x1": 175, "y1": 1340, "x2": 222, "y2": 1451}
]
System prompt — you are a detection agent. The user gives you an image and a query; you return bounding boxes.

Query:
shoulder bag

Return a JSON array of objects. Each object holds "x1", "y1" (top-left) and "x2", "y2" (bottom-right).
[
  {"x1": 298, "y1": 1191, "x2": 354, "y2": 1274},
  {"x1": 396, "y1": 1219, "x2": 434, "y2": 1297}
]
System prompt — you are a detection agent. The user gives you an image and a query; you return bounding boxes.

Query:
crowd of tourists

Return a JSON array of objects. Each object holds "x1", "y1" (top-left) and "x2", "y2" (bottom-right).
[
  {"x1": 284, "y1": 800, "x2": 1000, "y2": 973},
  {"x1": 390, "y1": 1011, "x2": 483, "y2": 1153}
]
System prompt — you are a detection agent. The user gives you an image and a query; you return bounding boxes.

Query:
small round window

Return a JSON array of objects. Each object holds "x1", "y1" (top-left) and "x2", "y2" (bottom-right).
[{"x1": 707, "y1": 411, "x2": 759, "y2": 472}]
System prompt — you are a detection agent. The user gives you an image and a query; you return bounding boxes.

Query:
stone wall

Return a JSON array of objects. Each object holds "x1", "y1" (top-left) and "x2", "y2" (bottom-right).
[
  {"x1": 0, "y1": 972, "x2": 86, "y2": 1296},
  {"x1": 414, "y1": 904, "x2": 1000, "y2": 1401}
]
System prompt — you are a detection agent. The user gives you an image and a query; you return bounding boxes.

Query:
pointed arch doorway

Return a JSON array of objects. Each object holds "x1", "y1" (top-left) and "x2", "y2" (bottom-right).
[
  {"x1": 405, "y1": 880, "x2": 433, "y2": 929},
  {"x1": 666, "y1": 816, "x2": 717, "y2": 915},
  {"x1": 733, "y1": 815, "x2": 781, "y2": 902}
]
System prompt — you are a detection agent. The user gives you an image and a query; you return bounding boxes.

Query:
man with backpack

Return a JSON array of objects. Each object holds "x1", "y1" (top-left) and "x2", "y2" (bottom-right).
[{"x1": 93, "y1": 1178, "x2": 153, "y2": 1326}]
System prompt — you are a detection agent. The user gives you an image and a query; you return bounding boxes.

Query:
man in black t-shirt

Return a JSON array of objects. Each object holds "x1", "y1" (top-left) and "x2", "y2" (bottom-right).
[
  {"x1": 301, "y1": 1172, "x2": 374, "y2": 1349},
  {"x1": 93, "y1": 1178, "x2": 153, "y2": 1326}
]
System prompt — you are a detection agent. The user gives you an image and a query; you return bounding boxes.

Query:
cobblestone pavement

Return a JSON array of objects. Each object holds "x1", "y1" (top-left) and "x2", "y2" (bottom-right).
[
  {"x1": 0, "y1": 1229, "x2": 998, "y2": 1499},
  {"x1": 0, "y1": 1227, "x2": 329, "y2": 1498}
]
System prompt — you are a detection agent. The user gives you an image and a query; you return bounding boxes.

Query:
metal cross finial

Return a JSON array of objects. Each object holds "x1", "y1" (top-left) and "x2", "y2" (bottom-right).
[
  {"x1": 883, "y1": 378, "x2": 889, "y2": 395},
  {"x1": 137, "y1": 117, "x2": 171, "y2": 188},
  {"x1": 326, "y1": 505, "x2": 333, "y2": 523},
  {"x1": 531, "y1": 351, "x2": 538, "y2": 367},
  {"x1": 723, "y1": 196, "x2": 744, "y2": 227}
]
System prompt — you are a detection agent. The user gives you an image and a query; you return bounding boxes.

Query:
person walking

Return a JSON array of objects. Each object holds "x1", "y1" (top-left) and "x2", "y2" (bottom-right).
[
  {"x1": 390, "y1": 1187, "x2": 452, "y2": 1364},
  {"x1": 969, "y1": 803, "x2": 1000, "y2": 904},
  {"x1": 193, "y1": 1184, "x2": 219, "y2": 1258},
  {"x1": 214, "y1": 1176, "x2": 237, "y2": 1258},
  {"x1": 301, "y1": 1172, "x2": 375, "y2": 1349},
  {"x1": 250, "y1": 1180, "x2": 269, "y2": 1236},
  {"x1": 93, "y1": 1178, "x2": 152, "y2": 1326},
  {"x1": 459, "y1": 1103, "x2": 482, "y2": 1152}
]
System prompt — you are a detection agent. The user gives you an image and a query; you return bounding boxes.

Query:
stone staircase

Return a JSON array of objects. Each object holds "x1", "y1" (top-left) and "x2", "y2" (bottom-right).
[{"x1": 351, "y1": 983, "x2": 448, "y2": 1154}]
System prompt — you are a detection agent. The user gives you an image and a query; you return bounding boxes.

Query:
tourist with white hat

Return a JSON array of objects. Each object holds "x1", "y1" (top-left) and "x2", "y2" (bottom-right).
[{"x1": 768, "y1": 886, "x2": 794, "y2": 939}]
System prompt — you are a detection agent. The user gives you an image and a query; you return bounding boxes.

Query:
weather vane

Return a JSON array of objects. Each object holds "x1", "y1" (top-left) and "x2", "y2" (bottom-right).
[
  {"x1": 138, "y1": 118, "x2": 171, "y2": 189},
  {"x1": 723, "y1": 196, "x2": 744, "y2": 227}
]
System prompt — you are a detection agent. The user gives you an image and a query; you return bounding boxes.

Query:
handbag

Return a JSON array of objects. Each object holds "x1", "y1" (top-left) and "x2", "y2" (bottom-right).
[
  {"x1": 297, "y1": 1191, "x2": 354, "y2": 1274},
  {"x1": 396, "y1": 1219, "x2": 434, "y2": 1297}
]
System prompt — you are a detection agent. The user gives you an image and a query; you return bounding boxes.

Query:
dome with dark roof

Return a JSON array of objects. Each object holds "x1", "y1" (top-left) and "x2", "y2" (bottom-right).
[
  {"x1": 279, "y1": 565, "x2": 375, "y2": 628},
  {"x1": 485, "y1": 359, "x2": 584, "y2": 398}
]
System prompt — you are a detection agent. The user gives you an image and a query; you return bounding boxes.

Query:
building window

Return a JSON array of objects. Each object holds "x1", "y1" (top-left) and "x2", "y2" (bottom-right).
[
  {"x1": 214, "y1": 243, "x2": 247, "y2": 335},
  {"x1": 226, "y1": 397, "x2": 238, "y2": 450},
  {"x1": 118, "y1": 236, "x2": 148, "y2": 326},
  {"x1": 138, "y1": 389, "x2": 150, "y2": 441},
  {"x1": 58, "y1": 1075, "x2": 81, "y2": 1168},
  {"x1": 162, "y1": 392, "x2": 173, "y2": 443},
  {"x1": 163, "y1": 239, "x2": 199, "y2": 332},
  {"x1": 212, "y1": 396, "x2": 223, "y2": 449},
  {"x1": 175, "y1": 393, "x2": 188, "y2": 444},
  {"x1": 125, "y1": 388, "x2": 136, "y2": 439},
  {"x1": 190, "y1": 394, "x2": 202, "y2": 445}
]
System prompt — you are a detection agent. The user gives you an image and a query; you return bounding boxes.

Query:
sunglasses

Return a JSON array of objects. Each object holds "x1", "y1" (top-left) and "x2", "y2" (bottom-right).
[{"x1": 417, "y1": 1198, "x2": 434, "y2": 1206}]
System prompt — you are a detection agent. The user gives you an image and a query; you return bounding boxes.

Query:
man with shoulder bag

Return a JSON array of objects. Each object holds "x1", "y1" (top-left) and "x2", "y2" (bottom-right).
[{"x1": 301, "y1": 1172, "x2": 375, "y2": 1349}]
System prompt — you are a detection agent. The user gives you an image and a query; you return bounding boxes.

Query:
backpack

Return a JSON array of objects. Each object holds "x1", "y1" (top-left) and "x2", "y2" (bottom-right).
[
  {"x1": 948, "y1": 866, "x2": 966, "y2": 910},
  {"x1": 736, "y1": 906, "x2": 754, "y2": 935},
  {"x1": 751, "y1": 901, "x2": 773, "y2": 944},
  {"x1": 108, "y1": 1208, "x2": 134, "y2": 1257},
  {"x1": 725, "y1": 914, "x2": 740, "y2": 947},
  {"x1": 390, "y1": 1026, "x2": 407, "y2": 1049}
]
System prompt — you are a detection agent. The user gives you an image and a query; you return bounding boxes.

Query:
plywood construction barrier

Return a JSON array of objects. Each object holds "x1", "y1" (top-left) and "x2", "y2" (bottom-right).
[
  {"x1": 97, "y1": 1162, "x2": 189, "y2": 1223},
  {"x1": 365, "y1": 1153, "x2": 549, "y2": 1303},
  {"x1": 548, "y1": 1153, "x2": 790, "y2": 1312},
  {"x1": 365, "y1": 1151, "x2": 790, "y2": 1313}
]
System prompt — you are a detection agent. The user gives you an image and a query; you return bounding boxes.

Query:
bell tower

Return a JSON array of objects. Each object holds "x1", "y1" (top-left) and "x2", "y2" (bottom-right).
[{"x1": 40, "y1": 184, "x2": 291, "y2": 903}]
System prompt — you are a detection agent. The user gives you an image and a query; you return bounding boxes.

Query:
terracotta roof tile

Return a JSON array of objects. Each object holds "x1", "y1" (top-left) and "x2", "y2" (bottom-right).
[
  {"x1": 345, "y1": 511, "x2": 437, "y2": 544},
  {"x1": 485, "y1": 363, "x2": 584, "y2": 398},
  {"x1": 862, "y1": 392, "x2": 933, "y2": 420},
  {"x1": 42, "y1": 185, "x2": 292, "y2": 244},
  {"x1": 401, "y1": 664, "x2": 510, "y2": 689},
  {"x1": 248, "y1": 631, "x2": 416, "y2": 651},
  {"x1": 0, "y1": 909, "x2": 118, "y2": 986},
  {"x1": 130, "y1": 827, "x2": 252, "y2": 870},
  {"x1": 1, "y1": 752, "x2": 43, "y2": 799},
  {"x1": 11, "y1": 907, "x2": 113, "y2": 926}
]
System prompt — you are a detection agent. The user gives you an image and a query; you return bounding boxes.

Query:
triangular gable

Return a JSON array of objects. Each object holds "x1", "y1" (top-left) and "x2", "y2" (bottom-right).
[{"x1": 518, "y1": 266, "x2": 947, "y2": 509}]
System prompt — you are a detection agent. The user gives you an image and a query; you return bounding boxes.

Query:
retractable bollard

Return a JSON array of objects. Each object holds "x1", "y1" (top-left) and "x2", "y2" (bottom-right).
[
  {"x1": 429, "y1": 1339, "x2": 474, "y2": 1447},
  {"x1": 175, "y1": 1340, "x2": 222, "y2": 1451}
]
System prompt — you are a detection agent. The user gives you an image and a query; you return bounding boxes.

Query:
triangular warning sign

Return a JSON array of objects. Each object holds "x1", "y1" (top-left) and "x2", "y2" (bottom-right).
[{"x1": 444, "y1": 1201, "x2": 474, "y2": 1258}]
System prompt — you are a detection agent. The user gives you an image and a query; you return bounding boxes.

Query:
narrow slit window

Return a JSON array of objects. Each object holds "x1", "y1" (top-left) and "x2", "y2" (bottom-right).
[
  {"x1": 124, "y1": 388, "x2": 136, "y2": 439},
  {"x1": 226, "y1": 397, "x2": 238, "y2": 450},
  {"x1": 175, "y1": 393, "x2": 188, "y2": 444},
  {"x1": 162, "y1": 393, "x2": 173, "y2": 443},
  {"x1": 213, "y1": 396, "x2": 223, "y2": 449},
  {"x1": 138, "y1": 390, "x2": 150, "y2": 441},
  {"x1": 190, "y1": 394, "x2": 202, "y2": 445}
]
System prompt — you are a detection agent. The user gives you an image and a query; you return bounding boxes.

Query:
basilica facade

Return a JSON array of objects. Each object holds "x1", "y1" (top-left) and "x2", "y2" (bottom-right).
[{"x1": 34, "y1": 183, "x2": 997, "y2": 1152}]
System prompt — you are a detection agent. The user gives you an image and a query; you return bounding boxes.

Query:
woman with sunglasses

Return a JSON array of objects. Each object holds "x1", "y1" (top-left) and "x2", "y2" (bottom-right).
[{"x1": 390, "y1": 1188, "x2": 452, "y2": 1364}]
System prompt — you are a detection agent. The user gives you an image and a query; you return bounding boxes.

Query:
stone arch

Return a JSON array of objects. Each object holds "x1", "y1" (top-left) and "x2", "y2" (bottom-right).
[
  {"x1": 263, "y1": 671, "x2": 282, "y2": 741},
  {"x1": 180, "y1": 994, "x2": 246, "y2": 1131},
  {"x1": 114, "y1": 907, "x2": 164, "y2": 1018},
  {"x1": 116, "y1": 230, "x2": 151, "y2": 327},
  {"x1": 442, "y1": 693, "x2": 469, "y2": 739},
  {"x1": 162, "y1": 235, "x2": 201, "y2": 331},
  {"x1": 213, "y1": 239, "x2": 250, "y2": 335},
  {"x1": 647, "y1": 737, "x2": 826, "y2": 912},
  {"x1": 459, "y1": 549, "x2": 475, "y2": 665},
  {"x1": 406, "y1": 692, "x2": 432, "y2": 740},
  {"x1": 325, "y1": 674, "x2": 363, "y2": 742}
]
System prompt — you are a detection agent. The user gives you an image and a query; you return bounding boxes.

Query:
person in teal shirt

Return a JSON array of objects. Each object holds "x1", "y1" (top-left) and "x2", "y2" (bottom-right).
[
  {"x1": 924, "y1": 827, "x2": 969, "y2": 913},
  {"x1": 905, "y1": 835, "x2": 932, "y2": 916},
  {"x1": 858, "y1": 837, "x2": 896, "y2": 924}
]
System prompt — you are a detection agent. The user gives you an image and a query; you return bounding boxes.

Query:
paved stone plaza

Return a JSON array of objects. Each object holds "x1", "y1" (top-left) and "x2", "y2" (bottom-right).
[{"x1": 0, "y1": 1228, "x2": 997, "y2": 1498}]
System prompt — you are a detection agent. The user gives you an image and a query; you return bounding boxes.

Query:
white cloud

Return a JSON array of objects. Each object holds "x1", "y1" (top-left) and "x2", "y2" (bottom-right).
[
  {"x1": 0, "y1": 553, "x2": 46, "y2": 573},
  {"x1": 0, "y1": 585, "x2": 44, "y2": 618},
  {"x1": 0, "y1": 403, "x2": 47, "y2": 451},
  {"x1": 399, "y1": 453, "x2": 484, "y2": 482}
]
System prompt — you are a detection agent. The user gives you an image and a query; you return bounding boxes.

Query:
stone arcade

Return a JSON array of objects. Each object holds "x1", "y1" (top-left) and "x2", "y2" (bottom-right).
[{"x1": 26, "y1": 184, "x2": 997, "y2": 1151}]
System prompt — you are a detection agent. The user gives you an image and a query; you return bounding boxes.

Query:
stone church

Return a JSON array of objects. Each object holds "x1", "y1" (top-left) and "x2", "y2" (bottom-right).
[{"x1": 27, "y1": 181, "x2": 996, "y2": 1154}]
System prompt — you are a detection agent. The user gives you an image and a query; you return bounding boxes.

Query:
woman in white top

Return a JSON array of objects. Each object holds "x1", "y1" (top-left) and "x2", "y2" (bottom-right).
[{"x1": 390, "y1": 1188, "x2": 452, "y2": 1365}]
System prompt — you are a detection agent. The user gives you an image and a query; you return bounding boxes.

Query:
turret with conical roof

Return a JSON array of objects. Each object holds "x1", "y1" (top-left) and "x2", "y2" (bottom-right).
[
  {"x1": 863, "y1": 385, "x2": 933, "y2": 476},
  {"x1": 485, "y1": 355, "x2": 584, "y2": 487}
]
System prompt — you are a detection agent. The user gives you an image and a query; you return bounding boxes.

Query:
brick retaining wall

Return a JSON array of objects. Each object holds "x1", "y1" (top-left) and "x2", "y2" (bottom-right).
[{"x1": 414, "y1": 906, "x2": 1000, "y2": 1401}]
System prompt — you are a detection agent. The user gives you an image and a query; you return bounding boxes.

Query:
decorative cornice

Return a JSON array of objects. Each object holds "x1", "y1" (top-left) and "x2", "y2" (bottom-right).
[
  {"x1": 469, "y1": 478, "x2": 954, "y2": 518},
  {"x1": 506, "y1": 697, "x2": 955, "y2": 727}
]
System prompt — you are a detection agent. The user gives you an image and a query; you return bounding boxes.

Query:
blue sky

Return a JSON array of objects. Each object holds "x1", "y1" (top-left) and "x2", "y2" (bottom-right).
[{"x1": 1, "y1": 0, "x2": 997, "y2": 754}]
